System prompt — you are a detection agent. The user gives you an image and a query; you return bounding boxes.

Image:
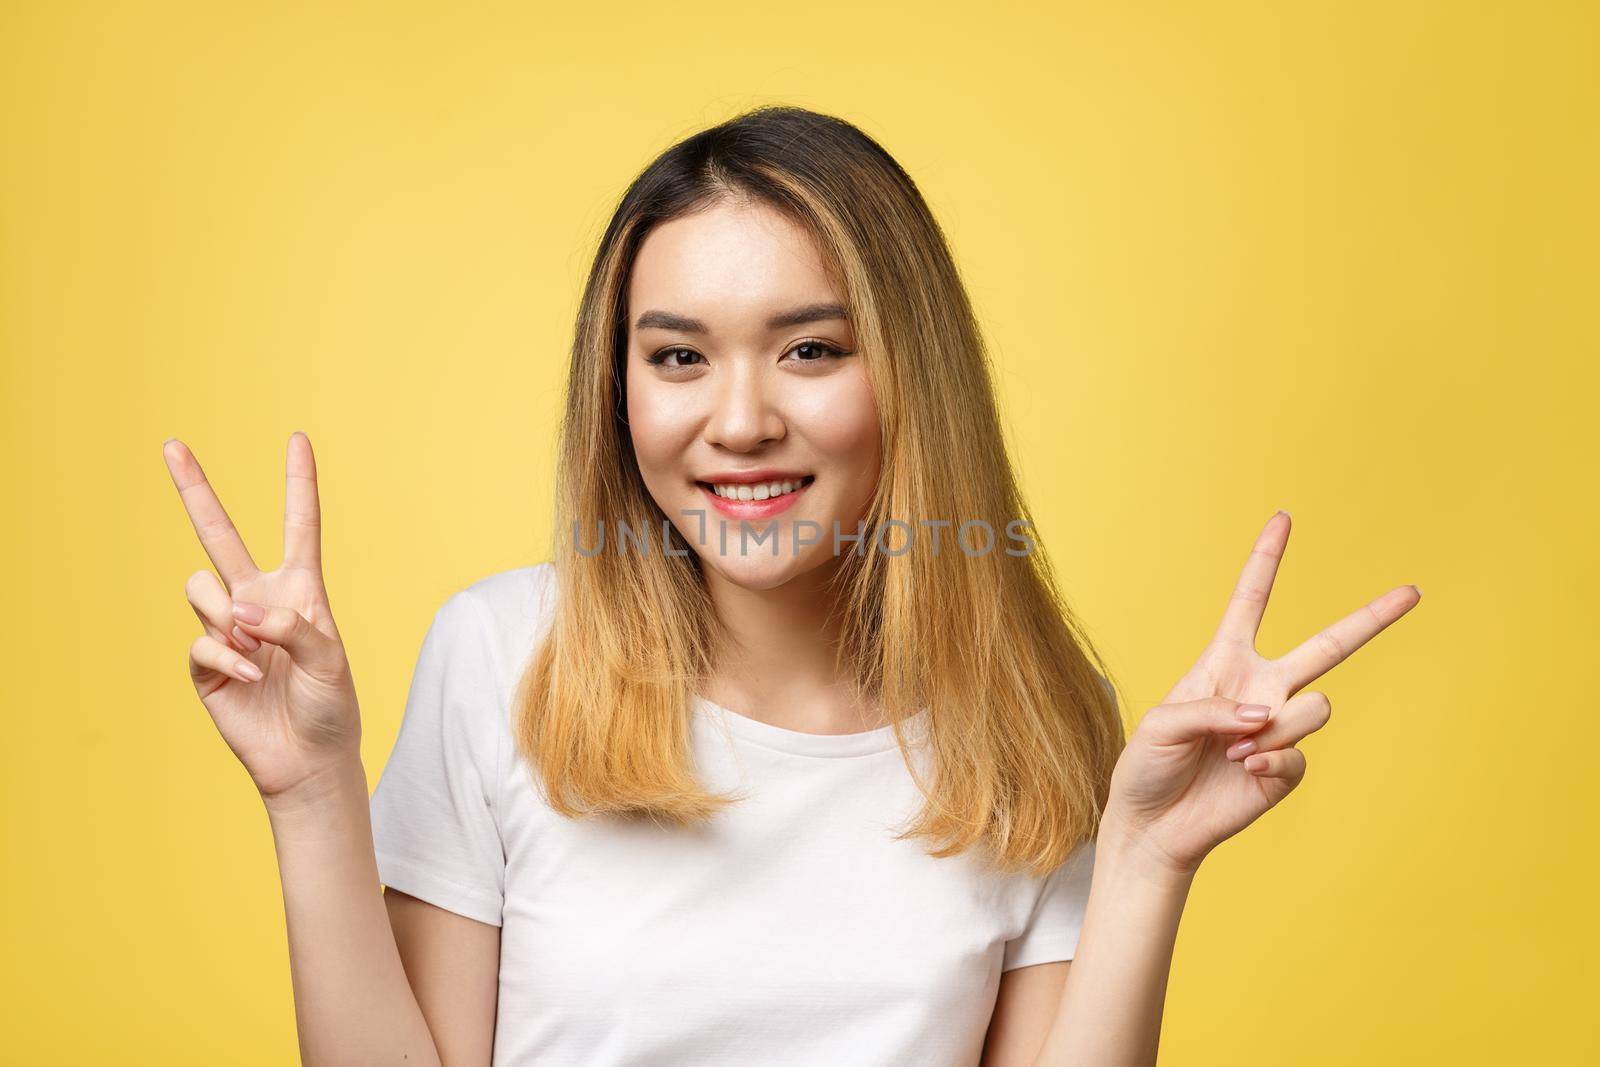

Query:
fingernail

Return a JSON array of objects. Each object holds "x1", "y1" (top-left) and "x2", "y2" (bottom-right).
[
  {"x1": 235, "y1": 660, "x2": 263, "y2": 681},
  {"x1": 1227, "y1": 738, "x2": 1258, "y2": 760},
  {"x1": 1244, "y1": 753, "x2": 1269, "y2": 773},
  {"x1": 1412, "y1": 585, "x2": 1422, "y2": 598},
  {"x1": 232, "y1": 625, "x2": 260, "y2": 652},
  {"x1": 233, "y1": 600, "x2": 265, "y2": 624},
  {"x1": 1238, "y1": 704, "x2": 1271, "y2": 722}
]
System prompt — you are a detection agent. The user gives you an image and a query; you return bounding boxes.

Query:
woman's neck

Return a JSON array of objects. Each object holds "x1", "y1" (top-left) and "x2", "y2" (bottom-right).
[{"x1": 698, "y1": 560, "x2": 886, "y2": 736}]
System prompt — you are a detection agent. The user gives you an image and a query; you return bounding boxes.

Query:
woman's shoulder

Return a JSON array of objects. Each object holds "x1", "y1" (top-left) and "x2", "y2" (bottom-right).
[
  {"x1": 455, "y1": 560, "x2": 557, "y2": 619},
  {"x1": 442, "y1": 561, "x2": 559, "y2": 676}
]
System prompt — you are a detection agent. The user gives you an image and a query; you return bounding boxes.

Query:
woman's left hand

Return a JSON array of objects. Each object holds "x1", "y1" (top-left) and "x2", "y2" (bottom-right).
[{"x1": 1099, "y1": 511, "x2": 1421, "y2": 880}]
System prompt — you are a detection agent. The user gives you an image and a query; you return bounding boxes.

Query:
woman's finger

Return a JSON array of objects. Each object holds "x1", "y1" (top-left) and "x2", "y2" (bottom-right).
[
  {"x1": 1242, "y1": 746, "x2": 1307, "y2": 785},
  {"x1": 231, "y1": 623, "x2": 261, "y2": 651},
  {"x1": 1225, "y1": 690, "x2": 1332, "y2": 760},
  {"x1": 189, "y1": 632, "x2": 264, "y2": 685},
  {"x1": 185, "y1": 569, "x2": 255, "y2": 651},
  {"x1": 1209, "y1": 511, "x2": 1290, "y2": 651},
  {"x1": 1136, "y1": 696, "x2": 1274, "y2": 747},
  {"x1": 231, "y1": 600, "x2": 342, "y2": 674},
  {"x1": 1274, "y1": 584, "x2": 1422, "y2": 693},
  {"x1": 282, "y1": 431, "x2": 323, "y2": 574},
  {"x1": 163, "y1": 438, "x2": 261, "y2": 590}
]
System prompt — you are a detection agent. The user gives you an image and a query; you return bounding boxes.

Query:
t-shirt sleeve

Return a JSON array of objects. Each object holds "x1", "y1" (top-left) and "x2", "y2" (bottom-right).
[
  {"x1": 369, "y1": 589, "x2": 507, "y2": 927},
  {"x1": 1001, "y1": 673, "x2": 1113, "y2": 970},
  {"x1": 1001, "y1": 837, "x2": 1097, "y2": 971}
]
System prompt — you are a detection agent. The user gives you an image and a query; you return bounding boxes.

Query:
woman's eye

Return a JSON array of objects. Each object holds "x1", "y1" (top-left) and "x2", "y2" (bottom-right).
[
  {"x1": 787, "y1": 340, "x2": 851, "y2": 363},
  {"x1": 648, "y1": 347, "x2": 706, "y2": 368}
]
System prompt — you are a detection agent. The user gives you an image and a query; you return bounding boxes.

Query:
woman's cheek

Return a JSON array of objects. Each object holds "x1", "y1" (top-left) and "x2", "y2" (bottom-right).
[
  {"x1": 626, "y1": 379, "x2": 692, "y2": 481},
  {"x1": 799, "y1": 374, "x2": 881, "y2": 500}
]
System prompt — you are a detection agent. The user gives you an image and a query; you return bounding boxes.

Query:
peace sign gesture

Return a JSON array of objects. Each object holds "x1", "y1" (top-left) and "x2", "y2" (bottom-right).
[
  {"x1": 164, "y1": 432, "x2": 361, "y2": 804},
  {"x1": 1101, "y1": 511, "x2": 1421, "y2": 878}
]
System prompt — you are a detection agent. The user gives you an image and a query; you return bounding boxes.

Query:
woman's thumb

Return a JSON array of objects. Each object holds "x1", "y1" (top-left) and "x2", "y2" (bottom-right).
[
  {"x1": 1139, "y1": 697, "x2": 1273, "y2": 745},
  {"x1": 231, "y1": 600, "x2": 341, "y2": 672}
]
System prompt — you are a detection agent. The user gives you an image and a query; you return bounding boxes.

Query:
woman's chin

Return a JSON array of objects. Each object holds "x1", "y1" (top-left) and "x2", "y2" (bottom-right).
[{"x1": 700, "y1": 546, "x2": 829, "y2": 592}]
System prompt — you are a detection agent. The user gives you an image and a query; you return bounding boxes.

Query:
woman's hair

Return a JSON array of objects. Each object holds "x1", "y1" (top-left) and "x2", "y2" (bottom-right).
[{"x1": 513, "y1": 104, "x2": 1125, "y2": 876}]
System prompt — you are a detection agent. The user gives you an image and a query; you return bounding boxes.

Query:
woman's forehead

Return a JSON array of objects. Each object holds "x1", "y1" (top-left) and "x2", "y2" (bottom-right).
[{"x1": 628, "y1": 202, "x2": 841, "y2": 319}]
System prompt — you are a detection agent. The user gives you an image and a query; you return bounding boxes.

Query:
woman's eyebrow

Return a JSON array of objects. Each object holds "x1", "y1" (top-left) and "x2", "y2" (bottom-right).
[
  {"x1": 766, "y1": 302, "x2": 849, "y2": 330},
  {"x1": 633, "y1": 302, "x2": 850, "y2": 334}
]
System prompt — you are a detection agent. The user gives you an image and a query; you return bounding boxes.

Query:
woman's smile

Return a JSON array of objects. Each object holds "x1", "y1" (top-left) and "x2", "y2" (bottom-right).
[{"x1": 695, "y1": 472, "x2": 816, "y2": 518}]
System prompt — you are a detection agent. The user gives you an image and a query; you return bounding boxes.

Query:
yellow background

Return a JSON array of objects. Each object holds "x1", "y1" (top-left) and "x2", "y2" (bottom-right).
[{"x1": 3, "y1": 1, "x2": 1593, "y2": 1062}]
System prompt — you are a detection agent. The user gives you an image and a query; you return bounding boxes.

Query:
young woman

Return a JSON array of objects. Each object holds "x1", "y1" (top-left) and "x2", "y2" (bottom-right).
[{"x1": 164, "y1": 106, "x2": 1420, "y2": 1066}]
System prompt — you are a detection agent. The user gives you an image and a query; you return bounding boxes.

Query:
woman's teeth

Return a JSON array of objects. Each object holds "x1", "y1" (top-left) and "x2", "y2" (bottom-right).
[{"x1": 710, "y1": 479, "x2": 804, "y2": 501}]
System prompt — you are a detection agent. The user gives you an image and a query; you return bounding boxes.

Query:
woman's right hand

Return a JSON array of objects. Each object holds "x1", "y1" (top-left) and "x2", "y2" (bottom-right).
[{"x1": 164, "y1": 432, "x2": 362, "y2": 806}]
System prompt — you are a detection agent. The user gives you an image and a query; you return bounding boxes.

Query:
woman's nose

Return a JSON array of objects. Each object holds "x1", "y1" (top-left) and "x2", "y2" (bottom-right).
[{"x1": 703, "y1": 363, "x2": 785, "y2": 452}]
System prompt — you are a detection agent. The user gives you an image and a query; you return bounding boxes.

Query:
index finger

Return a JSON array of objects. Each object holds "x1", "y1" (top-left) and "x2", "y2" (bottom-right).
[
  {"x1": 163, "y1": 438, "x2": 260, "y2": 589},
  {"x1": 1211, "y1": 511, "x2": 1292, "y2": 650},
  {"x1": 282, "y1": 431, "x2": 323, "y2": 573},
  {"x1": 1274, "y1": 584, "x2": 1422, "y2": 694}
]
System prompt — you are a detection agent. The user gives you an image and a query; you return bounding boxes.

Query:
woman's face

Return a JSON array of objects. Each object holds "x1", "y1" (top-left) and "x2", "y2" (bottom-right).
[{"x1": 624, "y1": 197, "x2": 881, "y2": 592}]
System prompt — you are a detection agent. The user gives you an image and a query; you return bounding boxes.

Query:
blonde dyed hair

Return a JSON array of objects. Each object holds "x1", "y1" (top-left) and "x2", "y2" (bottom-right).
[{"x1": 514, "y1": 105, "x2": 1124, "y2": 876}]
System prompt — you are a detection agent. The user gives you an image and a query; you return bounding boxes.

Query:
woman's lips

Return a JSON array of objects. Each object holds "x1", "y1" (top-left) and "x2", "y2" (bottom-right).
[{"x1": 696, "y1": 477, "x2": 812, "y2": 519}]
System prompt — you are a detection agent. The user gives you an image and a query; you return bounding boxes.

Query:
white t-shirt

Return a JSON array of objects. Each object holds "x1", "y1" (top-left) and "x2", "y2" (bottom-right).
[{"x1": 370, "y1": 562, "x2": 1098, "y2": 1066}]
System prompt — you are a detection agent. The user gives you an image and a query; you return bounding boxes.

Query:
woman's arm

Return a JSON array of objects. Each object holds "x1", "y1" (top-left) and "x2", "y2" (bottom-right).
[
  {"x1": 1026, "y1": 511, "x2": 1420, "y2": 1064},
  {"x1": 385, "y1": 888, "x2": 502, "y2": 1061},
  {"x1": 163, "y1": 434, "x2": 498, "y2": 1064},
  {"x1": 1017, "y1": 511, "x2": 1420, "y2": 1062},
  {"x1": 264, "y1": 760, "x2": 446, "y2": 1066},
  {"x1": 1027, "y1": 829, "x2": 1193, "y2": 1065}
]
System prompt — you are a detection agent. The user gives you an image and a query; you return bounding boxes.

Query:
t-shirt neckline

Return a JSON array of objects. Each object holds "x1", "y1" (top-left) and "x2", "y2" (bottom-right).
[{"x1": 692, "y1": 695, "x2": 929, "y2": 758}]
